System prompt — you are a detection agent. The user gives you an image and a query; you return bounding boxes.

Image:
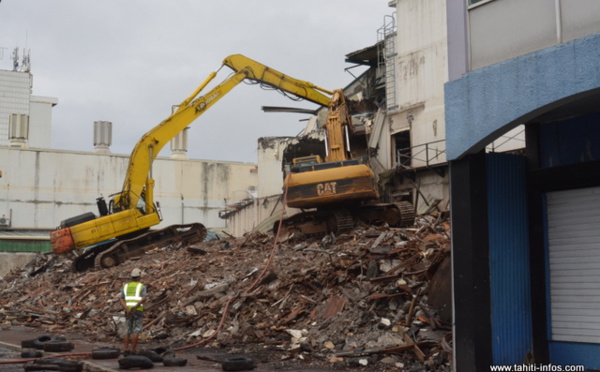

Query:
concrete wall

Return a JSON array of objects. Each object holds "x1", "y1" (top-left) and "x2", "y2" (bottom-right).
[
  {"x1": 29, "y1": 96, "x2": 57, "y2": 149},
  {"x1": 445, "y1": 32, "x2": 600, "y2": 160},
  {"x1": 257, "y1": 137, "x2": 289, "y2": 198},
  {"x1": 368, "y1": 111, "x2": 393, "y2": 170},
  {"x1": 0, "y1": 252, "x2": 36, "y2": 278},
  {"x1": 412, "y1": 171, "x2": 449, "y2": 214},
  {"x1": 0, "y1": 147, "x2": 257, "y2": 232},
  {"x1": 468, "y1": 0, "x2": 600, "y2": 71},
  {"x1": 223, "y1": 135, "x2": 316, "y2": 236},
  {"x1": 389, "y1": 0, "x2": 448, "y2": 167}
]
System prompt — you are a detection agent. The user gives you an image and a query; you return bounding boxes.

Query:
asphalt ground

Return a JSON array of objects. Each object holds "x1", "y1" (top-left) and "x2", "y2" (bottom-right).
[
  {"x1": 0, "y1": 325, "x2": 222, "y2": 371},
  {"x1": 0, "y1": 326, "x2": 341, "y2": 372}
]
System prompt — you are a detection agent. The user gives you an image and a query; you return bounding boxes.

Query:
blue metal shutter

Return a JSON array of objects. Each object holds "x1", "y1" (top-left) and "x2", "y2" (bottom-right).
[{"x1": 487, "y1": 153, "x2": 533, "y2": 364}]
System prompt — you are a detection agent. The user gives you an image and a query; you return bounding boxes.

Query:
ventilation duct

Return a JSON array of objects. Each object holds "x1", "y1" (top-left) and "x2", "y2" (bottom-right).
[
  {"x1": 93, "y1": 121, "x2": 112, "y2": 154},
  {"x1": 8, "y1": 113, "x2": 29, "y2": 148},
  {"x1": 170, "y1": 127, "x2": 189, "y2": 159}
]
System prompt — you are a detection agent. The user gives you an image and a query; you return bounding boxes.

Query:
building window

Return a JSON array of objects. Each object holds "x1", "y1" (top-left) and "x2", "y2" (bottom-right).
[{"x1": 468, "y1": 0, "x2": 495, "y2": 7}]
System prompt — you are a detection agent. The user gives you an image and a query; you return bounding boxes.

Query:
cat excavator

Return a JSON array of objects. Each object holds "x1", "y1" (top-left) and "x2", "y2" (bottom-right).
[
  {"x1": 275, "y1": 90, "x2": 414, "y2": 237},
  {"x1": 50, "y1": 54, "x2": 333, "y2": 272}
]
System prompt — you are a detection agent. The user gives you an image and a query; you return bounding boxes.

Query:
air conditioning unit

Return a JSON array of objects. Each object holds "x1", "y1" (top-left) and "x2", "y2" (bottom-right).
[{"x1": 0, "y1": 216, "x2": 10, "y2": 227}]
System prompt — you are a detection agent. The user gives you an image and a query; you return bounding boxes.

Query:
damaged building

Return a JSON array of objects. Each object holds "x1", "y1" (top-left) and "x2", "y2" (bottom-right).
[
  {"x1": 222, "y1": 0, "x2": 526, "y2": 235},
  {"x1": 220, "y1": 1, "x2": 600, "y2": 370}
]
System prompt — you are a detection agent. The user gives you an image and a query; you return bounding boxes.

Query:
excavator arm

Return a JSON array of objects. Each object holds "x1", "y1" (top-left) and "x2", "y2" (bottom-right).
[
  {"x1": 119, "y1": 54, "x2": 332, "y2": 213},
  {"x1": 51, "y1": 54, "x2": 332, "y2": 256}
]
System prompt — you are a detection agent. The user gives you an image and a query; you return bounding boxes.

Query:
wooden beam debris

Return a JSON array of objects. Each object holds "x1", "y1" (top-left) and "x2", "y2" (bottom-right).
[{"x1": 0, "y1": 211, "x2": 451, "y2": 371}]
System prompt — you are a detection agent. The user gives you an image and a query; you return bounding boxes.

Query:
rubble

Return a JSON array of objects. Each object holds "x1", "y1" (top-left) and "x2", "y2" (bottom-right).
[{"x1": 0, "y1": 212, "x2": 452, "y2": 371}]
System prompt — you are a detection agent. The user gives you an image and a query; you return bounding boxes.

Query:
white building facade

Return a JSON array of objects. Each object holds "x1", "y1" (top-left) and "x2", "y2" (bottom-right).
[
  {"x1": 0, "y1": 147, "x2": 257, "y2": 232},
  {"x1": 0, "y1": 67, "x2": 258, "y2": 241}
]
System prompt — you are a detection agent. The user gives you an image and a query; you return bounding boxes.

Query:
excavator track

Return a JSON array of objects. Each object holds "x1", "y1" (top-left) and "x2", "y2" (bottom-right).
[
  {"x1": 274, "y1": 201, "x2": 415, "y2": 238},
  {"x1": 354, "y1": 201, "x2": 415, "y2": 228},
  {"x1": 274, "y1": 210, "x2": 338, "y2": 237},
  {"x1": 72, "y1": 223, "x2": 206, "y2": 272},
  {"x1": 328, "y1": 210, "x2": 355, "y2": 233},
  {"x1": 94, "y1": 223, "x2": 207, "y2": 270},
  {"x1": 72, "y1": 243, "x2": 114, "y2": 272}
]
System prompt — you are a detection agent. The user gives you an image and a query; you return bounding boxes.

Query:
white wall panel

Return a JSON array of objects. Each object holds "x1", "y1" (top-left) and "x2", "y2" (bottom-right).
[
  {"x1": 392, "y1": 0, "x2": 447, "y2": 167},
  {"x1": 548, "y1": 186, "x2": 600, "y2": 343},
  {"x1": 468, "y1": 0, "x2": 600, "y2": 70}
]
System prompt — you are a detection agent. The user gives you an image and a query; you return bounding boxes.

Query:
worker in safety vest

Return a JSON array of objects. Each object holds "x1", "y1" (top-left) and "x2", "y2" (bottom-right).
[{"x1": 119, "y1": 268, "x2": 147, "y2": 355}]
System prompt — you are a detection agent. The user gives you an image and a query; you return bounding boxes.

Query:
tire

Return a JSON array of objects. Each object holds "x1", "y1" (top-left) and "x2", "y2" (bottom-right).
[
  {"x1": 21, "y1": 350, "x2": 43, "y2": 358},
  {"x1": 33, "y1": 335, "x2": 66, "y2": 350},
  {"x1": 91, "y1": 347, "x2": 121, "y2": 360},
  {"x1": 163, "y1": 357, "x2": 187, "y2": 367},
  {"x1": 138, "y1": 349, "x2": 162, "y2": 362},
  {"x1": 25, "y1": 366, "x2": 60, "y2": 372},
  {"x1": 30, "y1": 358, "x2": 83, "y2": 372},
  {"x1": 26, "y1": 366, "x2": 82, "y2": 372},
  {"x1": 118, "y1": 355, "x2": 154, "y2": 370},
  {"x1": 150, "y1": 346, "x2": 169, "y2": 355},
  {"x1": 221, "y1": 356, "x2": 255, "y2": 371},
  {"x1": 43, "y1": 341, "x2": 74, "y2": 352},
  {"x1": 30, "y1": 335, "x2": 53, "y2": 350},
  {"x1": 21, "y1": 338, "x2": 39, "y2": 349}
]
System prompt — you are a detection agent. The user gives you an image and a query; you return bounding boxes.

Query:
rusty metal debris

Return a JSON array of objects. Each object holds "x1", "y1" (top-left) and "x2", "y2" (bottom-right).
[{"x1": 0, "y1": 212, "x2": 451, "y2": 371}]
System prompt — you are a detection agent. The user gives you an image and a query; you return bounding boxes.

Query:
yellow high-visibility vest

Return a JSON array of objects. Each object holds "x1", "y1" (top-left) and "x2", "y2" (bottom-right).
[{"x1": 123, "y1": 282, "x2": 144, "y2": 311}]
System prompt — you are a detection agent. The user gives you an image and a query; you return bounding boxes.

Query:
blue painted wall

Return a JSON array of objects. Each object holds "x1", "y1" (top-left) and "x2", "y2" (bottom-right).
[
  {"x1": 445, "y1": 32, "x2": 600, "y2": 161},
  {"x1": 549, "y1": 341, "x2": 600, "y2": 368},
  {"x1": 487, "y1": 153, "x2": 533, "y2": 364}
]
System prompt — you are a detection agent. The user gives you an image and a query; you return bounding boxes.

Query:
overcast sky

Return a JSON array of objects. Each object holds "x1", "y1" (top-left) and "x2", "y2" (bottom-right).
[{"x1": 0, "y1": 1, "x2": 392, "y2": 163}]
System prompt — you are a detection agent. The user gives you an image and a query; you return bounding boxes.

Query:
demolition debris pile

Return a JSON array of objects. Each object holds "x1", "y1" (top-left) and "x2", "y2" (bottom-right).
[{"x1": 0, "y1": 213, "x2": 452, "y2": 371}]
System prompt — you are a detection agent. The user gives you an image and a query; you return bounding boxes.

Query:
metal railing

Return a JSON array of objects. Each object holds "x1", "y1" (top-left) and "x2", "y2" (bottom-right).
[
  {"x1": 486, "y1": 125, "x2": 525, "y2": 153},
  {"x1": 395, "y1": 126, "x2": 525, "y2": 170},
  {"x1": 396, "y1": 140, "x2": 447, "y2": 170}
]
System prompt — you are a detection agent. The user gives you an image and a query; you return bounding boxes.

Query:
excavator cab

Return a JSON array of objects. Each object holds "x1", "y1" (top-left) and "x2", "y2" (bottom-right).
[{"x1": 290, "y1": 155, "x2": 323, "y2": 173}]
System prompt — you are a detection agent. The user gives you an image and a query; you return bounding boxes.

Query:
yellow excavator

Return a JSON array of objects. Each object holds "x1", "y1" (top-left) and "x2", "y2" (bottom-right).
[
  {"x1": 51, "y1": 55, "x2": 413, "y2": 271},
  {"x1": 276, "y1": 90, "x2": 414, "y2": 236},
  {"x1": 51, "y1": 54, "x2": 333, "y2": 271}
]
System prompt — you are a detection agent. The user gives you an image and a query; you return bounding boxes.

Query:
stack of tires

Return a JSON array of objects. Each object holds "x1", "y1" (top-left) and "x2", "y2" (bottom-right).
[
  {"x1": 21, "y1": 335, "x2": 79, "y2": 372},
  {"x1": 21, "y1": 335, "x2": 73, "y2": 352}
]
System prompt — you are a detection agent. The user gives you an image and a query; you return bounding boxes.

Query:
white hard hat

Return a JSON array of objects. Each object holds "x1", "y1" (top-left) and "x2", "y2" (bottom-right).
[{"x1": 131, "y1": 268, "x2": 142, "y2": 278}]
